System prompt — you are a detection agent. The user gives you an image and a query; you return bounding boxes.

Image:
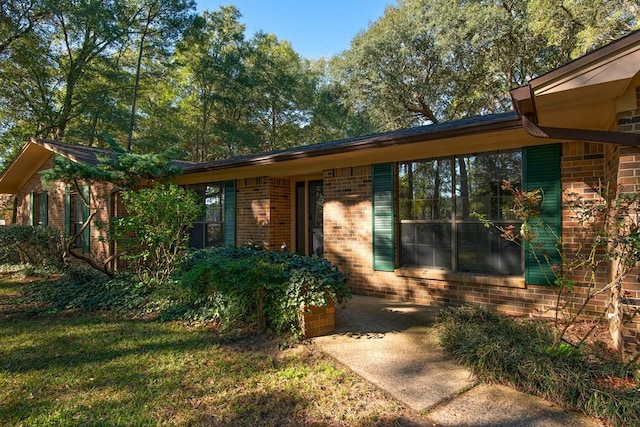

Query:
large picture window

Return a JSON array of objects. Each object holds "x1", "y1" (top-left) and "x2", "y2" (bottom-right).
[
  {"x1": 399, "y1": 151, "x2": 522, "y2": 275},
  {"x1": 188, "y1": 183, "x2": 225, "y2": 248}
]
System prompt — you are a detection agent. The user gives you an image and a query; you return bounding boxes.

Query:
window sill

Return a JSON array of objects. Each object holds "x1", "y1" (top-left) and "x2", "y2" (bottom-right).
[{"x1": 395, "y1": 267, "x2": 525, "y2": 289}]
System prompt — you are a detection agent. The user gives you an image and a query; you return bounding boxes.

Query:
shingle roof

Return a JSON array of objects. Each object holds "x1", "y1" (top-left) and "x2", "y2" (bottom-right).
[
  {"x1": 31, "y1": 138, "x2": 196, "y2": 169},
  {"x1": 183, "y1": 111, "x2": 521, "y2": 173},
  {"x1": 31, "y1": 138, "x2": 117, "y2": 166}
]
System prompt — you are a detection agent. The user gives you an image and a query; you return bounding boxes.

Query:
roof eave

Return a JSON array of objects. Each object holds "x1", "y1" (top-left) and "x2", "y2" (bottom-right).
[{"x1": 0, "y1": 139, "x2": 53, "y2": 194}]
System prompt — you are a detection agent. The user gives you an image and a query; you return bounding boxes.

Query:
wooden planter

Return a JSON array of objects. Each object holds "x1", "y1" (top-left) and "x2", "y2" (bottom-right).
[{"x1": 301, "y1": 303, "x2": 335, "y2": 338}]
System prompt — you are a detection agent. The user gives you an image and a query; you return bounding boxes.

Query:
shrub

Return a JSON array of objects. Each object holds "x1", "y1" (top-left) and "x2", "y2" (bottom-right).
[
  {"x1": 173, "y1": 247, "x2": 350, "y2": 335},
  {"x1": 0, "y1": 225, "x2": 65, "y2": 269},
  {"x1": 112, "y1": 184, "x2": 203, "y2": 285}
]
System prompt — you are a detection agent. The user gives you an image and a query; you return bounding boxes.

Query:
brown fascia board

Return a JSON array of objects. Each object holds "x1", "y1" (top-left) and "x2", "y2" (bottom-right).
[
  {"x1": 509, "y1": 85, "x2": 535, "y2": 118},
  {"x1": 182, "y1": 111, "x2": 523, "y2": 174}
]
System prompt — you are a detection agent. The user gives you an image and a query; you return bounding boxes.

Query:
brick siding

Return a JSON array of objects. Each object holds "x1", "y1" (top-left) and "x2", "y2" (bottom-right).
[
  {"x1": 14, "y1": 156, "x2": 115, "y2": 264},
  {"x1": 612, "y1": 88, "x2": 640, "y2": 354},
  {"x1": 235, "y1": 177, "x2": 291, "y2": 250},
  {"x1": 322, "y1": 137, "x2": 640, "y2": 353}
]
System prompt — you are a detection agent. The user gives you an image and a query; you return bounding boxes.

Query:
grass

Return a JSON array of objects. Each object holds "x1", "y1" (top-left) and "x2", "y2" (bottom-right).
[
  {"x1": 0, "y1": 272, "x2": 425, "y2": 426},
  {"x1": 437, "y1": 306, "x2": 640, "y2": 427}
]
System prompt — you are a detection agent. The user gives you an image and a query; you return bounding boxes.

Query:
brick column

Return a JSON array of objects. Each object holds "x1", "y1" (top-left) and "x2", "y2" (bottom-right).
[{"x1": 612, "y1": 86, "x2": 640, "y2": 356}]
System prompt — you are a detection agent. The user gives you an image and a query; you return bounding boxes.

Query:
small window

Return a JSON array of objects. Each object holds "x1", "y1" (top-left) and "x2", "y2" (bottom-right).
[
  {"x1": 30, "y1": 191, "x2": 48, "y2": 226},
  {"x1": 188, "y1": 183, "x2": 225, "y2": 248}
]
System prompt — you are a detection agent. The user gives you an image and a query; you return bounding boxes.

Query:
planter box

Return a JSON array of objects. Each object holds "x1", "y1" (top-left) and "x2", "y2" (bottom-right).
[{"x1": 301, "y1": 303, "x2": 335, "y2": 338}]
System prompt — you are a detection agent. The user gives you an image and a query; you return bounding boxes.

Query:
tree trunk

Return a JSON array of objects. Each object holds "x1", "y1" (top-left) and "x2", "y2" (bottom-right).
[
  {"x1": 457, "y1": 157, "x2": 470, "y2": 219},
  {"x1": 609, "y1": 280, "x2": 626, "y2": 362},
  {"x1": 127, "y1": 18, "x2": 150, "y2": 151}
]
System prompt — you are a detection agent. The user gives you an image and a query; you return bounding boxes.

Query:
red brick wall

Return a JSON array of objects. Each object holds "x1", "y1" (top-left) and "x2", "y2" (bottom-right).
[
  {"x1": 268, "y1": 178, "x2": 291, "y2": 251},
  {"x1": 323, "y1": 142, "x2": 638, "y2": 352},
  {"x1": 14, "y1": 156, "x2": 115, "y2": 264},
  {"x1": 236, "y1": 177, "x2": 291, "y2": 250},
  {"x1": 323, "y1": 166, "x2": 373, "y2": 294},
  {"x1": 561, "y1": 142, "x2": 609, "y2": 295},
  {"x1": 0, "y1": 194, "x2": 14, "y2": 224},
  {"x1": 237, "y1": 177, "x2": 270, "y2": 248},
  {"x1": 611, "y1": 89, "x2": 640, "y2": 353}
]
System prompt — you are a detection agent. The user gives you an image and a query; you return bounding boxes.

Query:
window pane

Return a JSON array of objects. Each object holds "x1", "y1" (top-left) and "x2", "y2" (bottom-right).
[
  {"x1": 457, "y1": 222, "x2": 521, "y2": 275},
  {"x1": 400, "y1": 222, "x2": 452, "y2": 269},
  {"x1": 399, "y1": 159, "x2": 452, "y2": 220},
  {"x1": 33, "y1": 193, "x2": 41, "y2": 225},
  {"x1": 205, "y1": 184, "x2": 222, "y2": 222},
  {"x1": 206, "y1": 224, "x2": 223, "y2": 247},
  {"x1": 191, "y1": 184, "x2": 205, "y2": 221},
  {"x1": 400, "y1": 152, "x2": 522, "y2": 275},
  {"x1": 189, "y1": 223, "x2": 204, "y2": 248},
  {"x1": 455, "y1": 152, "x2": 522, "y2": 220},
  {"x1": 187, "y1": 182, "x2": 226, "y2": 249}
]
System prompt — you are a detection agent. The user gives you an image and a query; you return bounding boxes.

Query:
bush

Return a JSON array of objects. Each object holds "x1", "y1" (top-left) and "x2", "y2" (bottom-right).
[
  {"x1": 172, "y1": 247, "x2": 350, "y2": 335},
  {"x1": 437, "y1": 306, "x2": 639, "y2": 427},
  {"x1": 112, "y1": 184, "x2": 203, "y2": 285},
  {"x1": 0, "y1": 225, "x2": 65, "y2": 269}
]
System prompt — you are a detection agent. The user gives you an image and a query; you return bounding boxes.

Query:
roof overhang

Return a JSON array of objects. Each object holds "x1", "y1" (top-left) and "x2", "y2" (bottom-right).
[
  {"x1": 176, "y1": 114, "x2": 546, "y2": 183},
  {"x1": 511, "y1": 30, "x2": 640, "y2": 132},
  {"x1": 0, "y1": 139, "x2": 54, "y2": 194}
]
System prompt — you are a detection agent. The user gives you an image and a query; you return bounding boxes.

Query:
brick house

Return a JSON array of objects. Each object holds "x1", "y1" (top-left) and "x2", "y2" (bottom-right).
[{"x1": 2, "y1": 31, "x2": 640, "y2": 350}]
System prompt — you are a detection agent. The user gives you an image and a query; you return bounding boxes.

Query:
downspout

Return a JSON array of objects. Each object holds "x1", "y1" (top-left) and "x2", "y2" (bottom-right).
[{"x1": 522, "y1": 115, "x2": 640, "y2": 147}]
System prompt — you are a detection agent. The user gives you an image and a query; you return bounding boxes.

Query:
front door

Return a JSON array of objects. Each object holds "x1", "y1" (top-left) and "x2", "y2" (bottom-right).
[{"x1": 295, "y1": 180, "x2": 323, "y2": 255}]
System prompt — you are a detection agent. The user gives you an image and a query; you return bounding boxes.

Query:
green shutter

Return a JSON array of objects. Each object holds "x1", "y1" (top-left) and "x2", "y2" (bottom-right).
[
  {"x1": 224, "y1": 180, "x2": 236, "y2": 247},
  {"x1": 81, "y1": 186, "x2": 90, "y2": 253},
  {"x1": 372, "y1": 163, "x2": 395, "y2": 271},
  {"x1": 64, "y1": 187, "x2": 71, "y2": 237},
  {"x1": 523, "y1": 144, "x2": 561, "y2": 285},
  {"x1": 29, "y1": 192, "x2": 35, "y2": 226},
  {"x1": 40, "y1": 191, "x2": 48, "y2": 226}
]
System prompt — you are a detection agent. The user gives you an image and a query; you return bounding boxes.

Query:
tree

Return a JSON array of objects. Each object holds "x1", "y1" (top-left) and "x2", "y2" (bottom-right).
[
  {"x1": 303, "y1": 57, "x2": 378, "y2": 143},
  {"x1": 244, "y1": 32, "x2": 316, "y2": 150},
  {"x1": 113, "y1": 183, "x2": 202, "y2": 284},
  {"x1": 175, "y1": 6, "x2": 253, "y2": 161},
  {"x1": 0, "y1": 0, "x2": 48, "y2": 55},
  {"x1": 41, "y1": 145, "x2": 183, "y2": 274},
  {"x1": 333, "y1": 0, "x2": 639, "y2": 131},
  {"x1": 528, "y1": 0, "x2": 640, "y2": 59},
  {"x1": 0, "y1": 0, "x2": 133, "y2": 149},
  {"x1": 335, "y1": 0, "x2": 444, "y2": 130},
  {"x1": 124, "y1": 0, "x2": 195, "y2": 151}
]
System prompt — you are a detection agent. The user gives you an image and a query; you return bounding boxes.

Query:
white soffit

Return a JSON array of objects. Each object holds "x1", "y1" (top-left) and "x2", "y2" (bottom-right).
[
  {"x1": 534, "y1": 46, "x2": 640, "y2": 97},
  {"x1": 532, "y1": 44, "x2": 640, "y2": 130}
]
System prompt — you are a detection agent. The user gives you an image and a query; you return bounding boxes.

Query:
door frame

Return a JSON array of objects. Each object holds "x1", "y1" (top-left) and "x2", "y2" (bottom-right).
[{"x1": 291, "y1": 175, "x2": 323, "y2": 255}]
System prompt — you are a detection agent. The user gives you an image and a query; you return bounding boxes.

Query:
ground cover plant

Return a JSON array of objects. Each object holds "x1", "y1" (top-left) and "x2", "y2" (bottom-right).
[
  {"x1": 13, "y1": 244, "x2": 351, "y2": 339},
  {"x1": 0, "y1": 270, "x2": 425, "y2": 426},
  {"x1": 437, "y1": 306, "x2": 640, "y2": 427}
]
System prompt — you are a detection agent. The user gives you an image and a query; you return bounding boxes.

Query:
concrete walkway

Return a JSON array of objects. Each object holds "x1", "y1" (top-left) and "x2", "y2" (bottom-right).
[{"x1": 313, "y1": 295, "x2": 602, "y2": 427}]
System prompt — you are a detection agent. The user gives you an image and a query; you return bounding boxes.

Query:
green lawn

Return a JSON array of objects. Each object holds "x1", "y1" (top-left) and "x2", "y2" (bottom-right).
[{"x1": 0, "y1": 276, "x2": 423, "y2": 426}]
